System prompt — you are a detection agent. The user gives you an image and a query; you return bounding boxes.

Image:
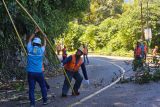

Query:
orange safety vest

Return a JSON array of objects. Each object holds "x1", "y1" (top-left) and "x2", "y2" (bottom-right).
[
  {"x1": 135, "y1": 47, "x2": 141, "y2": 56},
  {"x1": 83, "y1": 47, "x2": 88, "y2": 55},
  {"x1": 64, "y1": 54, "x2": 83, "y2": 72}
]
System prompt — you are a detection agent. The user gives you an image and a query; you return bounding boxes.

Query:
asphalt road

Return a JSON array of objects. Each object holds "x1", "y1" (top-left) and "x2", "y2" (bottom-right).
[{"x1": 1, "y1": 56, "x2": 131, "y2": 107}]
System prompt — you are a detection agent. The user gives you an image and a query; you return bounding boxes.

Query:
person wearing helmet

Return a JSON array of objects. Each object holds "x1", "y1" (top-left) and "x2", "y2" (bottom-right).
[
  {"x1": 61, "y1": 46, "x2": 89, "y2": 97},
  {"x1": 26, "y1": 27, "x2": 48, "y2": 107}
]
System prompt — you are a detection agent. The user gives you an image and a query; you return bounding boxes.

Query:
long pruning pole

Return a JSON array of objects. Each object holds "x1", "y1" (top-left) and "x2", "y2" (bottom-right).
[
  {"x1": 2, "y1": 0, "x2": 27, "y2": 56},
  {"x1": 15, "y1": 0, "x2": 75, "y2": 94}
]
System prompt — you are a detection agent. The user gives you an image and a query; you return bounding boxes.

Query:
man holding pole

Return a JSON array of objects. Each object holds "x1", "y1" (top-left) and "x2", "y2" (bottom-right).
[
  {"x1": 61, "y1": 46, "x2": 89, "y2": 97},
  {"x1": 26, "y1": 27, "x2": 48, "y2": 107}
]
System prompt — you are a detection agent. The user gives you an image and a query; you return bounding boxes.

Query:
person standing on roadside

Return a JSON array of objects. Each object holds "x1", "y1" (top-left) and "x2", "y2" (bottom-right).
[
  {"x1": 26, "y1": 27, "x2": 48, "y2": 107},
  {"x1": 133, "y1": 41, "x2": 142, "y2": 71},
  {"x1": 83, "y1": 44, "x2": 89, "y2": 64},
  {"x1": 62, "y1": 45, "x2": 67, "y2": 61}
]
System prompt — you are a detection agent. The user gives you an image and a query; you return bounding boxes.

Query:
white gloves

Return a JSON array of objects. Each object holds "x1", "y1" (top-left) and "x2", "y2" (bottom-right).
[{"x1": 84, "y1": 80, "x2": 90, "y2": 85}]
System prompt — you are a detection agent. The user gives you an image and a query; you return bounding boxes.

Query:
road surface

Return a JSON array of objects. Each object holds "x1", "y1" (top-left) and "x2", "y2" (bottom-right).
[{"x1": 2, "y1": 56, "x2": 160, "y2": 107}]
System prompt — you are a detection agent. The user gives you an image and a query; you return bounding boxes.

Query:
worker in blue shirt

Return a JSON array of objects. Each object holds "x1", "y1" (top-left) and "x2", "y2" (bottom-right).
[
  {"x1": 61, "y1": 46, "x2": 89, "y2": 97},
  {"x1": 26, "y1": 27, "x2": 48, "y2": 107}
]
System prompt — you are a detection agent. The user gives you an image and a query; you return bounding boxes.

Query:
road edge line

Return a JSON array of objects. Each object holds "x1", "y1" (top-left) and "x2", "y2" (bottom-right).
[{"x1": 70, "y1": 58, "x2": 125, "y2": 107}]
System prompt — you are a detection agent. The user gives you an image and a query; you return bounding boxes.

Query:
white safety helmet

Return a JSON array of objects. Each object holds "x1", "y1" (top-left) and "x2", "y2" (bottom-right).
[
  {"x1": 33, "y1": 38, "x2": 41, "y2": 45},
  {"x1": 78, "y1": 46, "x2": 84, "y2": 54}
]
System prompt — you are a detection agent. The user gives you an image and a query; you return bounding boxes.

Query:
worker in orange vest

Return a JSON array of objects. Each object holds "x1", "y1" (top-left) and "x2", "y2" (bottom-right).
[
  {"x1": 134, "y1": 42, "x2": 142, "y2": 58},
  {"x1": 61, "y1": 46, "x2": 89, "y2": 97},
  {"x1": 133, "y1": 41, "x2": 142, "y2": 71},
  {"x1": 62, "y1": 45, "x2": 67, "y2": 61},
  {"x1": 83, "y1": 44, "x2": 89, "y2": 64}
]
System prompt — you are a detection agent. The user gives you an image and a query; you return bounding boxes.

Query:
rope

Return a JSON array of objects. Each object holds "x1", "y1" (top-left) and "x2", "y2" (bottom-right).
[
  {"x1": 2, "y1": 0, "x2": 27, "y2": 56},
  {"x1": 15, "y1": 0, "x2": 75, "y2": 94}
]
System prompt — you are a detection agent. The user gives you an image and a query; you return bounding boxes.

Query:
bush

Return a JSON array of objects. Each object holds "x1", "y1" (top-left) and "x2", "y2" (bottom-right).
[
  {"x1": 152, "y1": 69, "x2": 160, "y2": 82},
  {"x1": 135, "y1": 71, "x2": 152, "y2": 84}
]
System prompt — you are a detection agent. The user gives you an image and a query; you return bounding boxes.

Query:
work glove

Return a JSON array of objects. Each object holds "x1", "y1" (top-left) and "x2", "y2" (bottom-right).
[{"x1": 84, "y1": 80, "x2": 90, "y2": 85}]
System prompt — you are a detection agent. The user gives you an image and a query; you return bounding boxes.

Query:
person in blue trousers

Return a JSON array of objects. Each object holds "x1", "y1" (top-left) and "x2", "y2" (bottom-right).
[{"x1": 26, "y1": 27, "x2": 48, "y2": 107}]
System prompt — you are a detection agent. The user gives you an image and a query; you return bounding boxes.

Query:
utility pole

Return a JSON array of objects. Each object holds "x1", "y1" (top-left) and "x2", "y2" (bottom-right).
[{"x1": 140, "y1": 0, "x2": 144, "y2": 40}]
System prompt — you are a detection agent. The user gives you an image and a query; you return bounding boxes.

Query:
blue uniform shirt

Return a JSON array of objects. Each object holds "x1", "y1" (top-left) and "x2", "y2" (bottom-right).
[{"x1": 26, "y1": 42, "x2": 45, "y2": 73}]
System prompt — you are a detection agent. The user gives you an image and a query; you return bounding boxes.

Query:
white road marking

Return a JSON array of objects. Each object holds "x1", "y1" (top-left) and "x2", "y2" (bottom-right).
[{"x1": 71, "y1": 58, "x2": 126, "y2": 107}]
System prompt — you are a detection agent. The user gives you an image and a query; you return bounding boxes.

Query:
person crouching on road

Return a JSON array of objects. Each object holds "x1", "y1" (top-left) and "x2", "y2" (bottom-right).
[
  {"x1": 26, "y1": 27, "x2": 48, "y2": 107},
  {"x1": 61, "y1": 46, "x2": 89, "y2": 97}
]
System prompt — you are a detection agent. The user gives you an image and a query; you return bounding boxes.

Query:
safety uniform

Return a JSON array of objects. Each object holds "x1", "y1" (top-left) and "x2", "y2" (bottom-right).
[
  {"x1": 135, "y1": 47, "x2": 142, "y2": 58},
  {"x1": 133, "y1": 46, "x2": 143, "y2": 71},
  {"x1": 27, "y1": 41, "x2": 47, "y2": 106},
  {"x1": 64, "y1": 55, "x2": 82, "y2": 72},
  {"x1": 62, "y1": 54, "x2": 88, "y2": 95}
]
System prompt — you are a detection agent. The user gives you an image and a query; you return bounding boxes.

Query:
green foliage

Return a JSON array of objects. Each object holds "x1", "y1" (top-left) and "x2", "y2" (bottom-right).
[
  {"x1": 62, "y1": 0, "x2": 160, "y2": 55},
  {"x1": 12, "y1": 82, "x2": 25, "y2": 91},
  {"x1": 82, "y1": 0, "x2": 123, "y2": 24},
  {"x1": 135, "y1": 71, "x2": 152, "y2": 84},
  {"x1": 0, "y1": 0, "x2": 89, "y2": 83},
  {"x1": 152, "y1": 69, "x2": 160, "y2": 82},
  {"x1": 79, "y1": 25, "x2": 97, "y2": 50},
  {"x1": 64, "y1": 22, "x2": 85, "y2": 50}
]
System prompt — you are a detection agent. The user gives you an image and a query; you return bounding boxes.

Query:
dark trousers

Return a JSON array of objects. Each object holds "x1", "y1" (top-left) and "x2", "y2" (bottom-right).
[
  {"x1": 62, "y1": 71, "x2": 83, "y2": 95},
  {"x1": 83, "y1": 54, "x2": 89, "y2": 64},
  {"x1": 133, "y1": 56, "x2": 143, "y2": 71},
  {"x1": 28, "y1": 72, "x2": 47, "y2": 105}
]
